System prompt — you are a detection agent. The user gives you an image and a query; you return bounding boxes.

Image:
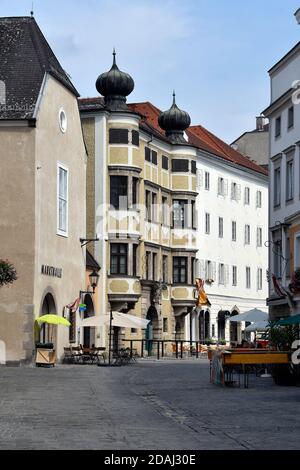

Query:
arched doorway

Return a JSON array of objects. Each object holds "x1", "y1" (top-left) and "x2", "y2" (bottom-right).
[
  {"x1": 199, "y1": 310, "x2": 211, "y2": 341},
  {"x1": 204, "y1": 311, "x2": 210, "y2": 339},
  {"x1": 230, "y1": 310, "x2": 239, "y2": 344},
  {"x1": 146, "y1": 306, "x2": 158, "y2": 355},
  {"x1": 217, "y1": 310, "x2": 230, "y2": 341},
  {"x1": 83, "y1": 294, "x2": 95, "y2": 348},
  {"x1": 40, "y1": 293, "x2": 56, "y2": 345}
]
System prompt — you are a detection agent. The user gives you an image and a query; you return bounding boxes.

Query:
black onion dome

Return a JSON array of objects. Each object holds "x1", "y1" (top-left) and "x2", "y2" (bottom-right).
[
  {"x1": 96, "y1": 50, "x2": 134, "y2": 111},
  {"x1": 158, "y1": 92, "x2": 191, "y2": 144}
]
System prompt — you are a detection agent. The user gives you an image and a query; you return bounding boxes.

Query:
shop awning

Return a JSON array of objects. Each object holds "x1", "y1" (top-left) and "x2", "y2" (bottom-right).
[
  {"x1": 277, "y1": 314, "x2": 300, "y2": 326},
  {"x1": 78, "y1": 312, "x2": 150, "y2": 329}
]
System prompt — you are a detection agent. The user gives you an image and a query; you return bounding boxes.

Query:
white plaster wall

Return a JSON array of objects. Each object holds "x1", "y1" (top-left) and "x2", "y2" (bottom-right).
[{"x1": 194, "y1": 154, "x2": 268, "y2": 340}]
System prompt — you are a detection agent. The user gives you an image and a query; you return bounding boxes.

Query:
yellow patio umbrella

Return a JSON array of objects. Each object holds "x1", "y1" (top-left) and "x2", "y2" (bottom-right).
[{"x1": 36, "y1": 314, "x2": 71, "y2": 327}]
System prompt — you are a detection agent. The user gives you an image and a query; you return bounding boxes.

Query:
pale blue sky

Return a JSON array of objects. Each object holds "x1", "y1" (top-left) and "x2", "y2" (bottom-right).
[{"x1": 1, "y1": 0, "x2": 300, "y2": 142}]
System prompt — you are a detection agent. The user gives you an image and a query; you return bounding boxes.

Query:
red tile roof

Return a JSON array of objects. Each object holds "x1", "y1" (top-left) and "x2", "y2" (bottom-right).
[
  {"x1": 79, "y1": 98, "x2": 268, "y2": 176},
  {"x1": 129, "y1": 102, "x2": 268, "y2": 176}
]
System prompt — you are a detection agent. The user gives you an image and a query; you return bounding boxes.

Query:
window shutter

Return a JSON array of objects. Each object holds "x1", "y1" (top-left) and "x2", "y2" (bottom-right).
[
  {"x1": 195, "y1": 259, "x2": 200, "y2": 278},
  {"x1": 244, "y1": 225, "x2": 247, "y2": 244},
  {"x1": 237, "y1": 184, "x2": 241, "y2": 201},
  {"x1": 256, "y1": 268, "x2": 259, "y2": 291},
  {"x1": 231, "y1": 183, "x2": 235, "y2": 200},
  {"x1": 218, "y1": 178, "x2": 221, "y2": 195},
  {"x1": 218, "y1": 264, "x2": 221, "y2": 284},
  {"x1": 197, "y1": 169, "x2": 203, "y2": 189},
  {"x1": 212, "y1": 262, "x2": 217, "y2": 281},
  {"x1": 225, "y1": 265, "x2": 229, "y2": 286},
  {"x1": 224, "y1": 179, "x2": 228, "y2": 196},
  {"x1": 200, "y1": 260, "x2": 205, "y2": 279}
]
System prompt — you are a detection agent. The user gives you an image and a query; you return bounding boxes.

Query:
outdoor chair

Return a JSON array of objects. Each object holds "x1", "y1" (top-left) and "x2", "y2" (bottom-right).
[
  {"x1": 70, "y1": 346, "x2": 83, "y2": 364},
  {"x1": 63, "y1": 347, "x2": 73, "y2": 364}
]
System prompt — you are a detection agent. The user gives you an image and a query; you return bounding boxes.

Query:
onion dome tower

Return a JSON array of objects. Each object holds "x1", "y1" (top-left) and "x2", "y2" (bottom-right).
[
  {"x1": 96, "y1": 50, "x2": 134, "y2": 112},
  {"x1": 158, "y1": 92, "x2": 191, "y2": 144}
]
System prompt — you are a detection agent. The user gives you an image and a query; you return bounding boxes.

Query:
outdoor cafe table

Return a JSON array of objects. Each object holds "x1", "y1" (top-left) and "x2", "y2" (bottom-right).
[{"x1": 209, "y1": 349, "x2": 290, "y2": 388}]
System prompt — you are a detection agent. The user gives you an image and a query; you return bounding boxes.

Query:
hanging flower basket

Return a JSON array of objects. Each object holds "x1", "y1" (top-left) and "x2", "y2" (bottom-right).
[{"x1": 0, "y1": 259, "x2": 17, "y2": 287}]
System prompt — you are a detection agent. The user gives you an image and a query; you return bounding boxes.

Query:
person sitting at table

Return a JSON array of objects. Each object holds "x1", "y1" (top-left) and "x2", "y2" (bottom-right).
[{"x1": 241, "y1": 339, "x2": 250, "y2": 348}]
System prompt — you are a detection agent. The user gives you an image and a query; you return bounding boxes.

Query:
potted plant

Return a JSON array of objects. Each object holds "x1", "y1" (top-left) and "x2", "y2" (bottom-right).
[{"x1": 267, "y1": 323, "x2": 299, "y2": 385}]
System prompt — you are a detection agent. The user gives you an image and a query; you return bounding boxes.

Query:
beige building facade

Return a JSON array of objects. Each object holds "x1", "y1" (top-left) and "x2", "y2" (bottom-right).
[
  {"x1": 80, "y1": 57, "x2": 199, "y2": 354},
  {"x1": 0, "y1": 17, "x2": 87, "y2": 364}
]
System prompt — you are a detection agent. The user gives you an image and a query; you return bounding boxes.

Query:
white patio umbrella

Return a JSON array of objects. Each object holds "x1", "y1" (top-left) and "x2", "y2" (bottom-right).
[
  {"x1": 78, "y1": 312, "x2": 150, "y2": 329},
  {"x1": 244, "y1": 320, "x2": 269, "y2": 332},
  {"x1": 229, "y1": 308, "x2": 268, "y2": 323}
]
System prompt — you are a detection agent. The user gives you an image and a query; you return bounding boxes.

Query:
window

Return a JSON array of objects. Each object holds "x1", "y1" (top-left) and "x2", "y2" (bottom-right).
[
  {"x1": 191, "y1": 161, "x2": 197, "y2": 174},
  {"x1": 163, "y1": 318, "x2": 168, "y2": 333},
  {"x1": 132, "y1": 177, "x2": 138, "y2": 206},
  {"x1": 151, "y1": 150, "x2": 157, "y2": 165},
  {"x1": 162, "y1": 155, "x2": 169, "y2": 170},
  {"x1": 110, "y1": 244, "x2": 128, "y2": 275},
  {"x1": 146, "y1": 251, "x2": 151, "y2": 280},
  {"x1": 274, "y1": 166, "x2": 281, "y2": 207},
  {"x1": 257, "y1": 227, "x2": 262, "y2": 247},
  {"x1": 191, "y1": 200, "x2": 196, "y2": 229},
  {"x1": 295, "y1": 235, "x2": 300, "y2": 270},
  {"x1": 162, "y1": 255, "x2": 168, "y2": 283},
  {"x1": 219, "y1": 264, "x2": 225, "y2": 285},
  {"x1": 218, "y1": 217, "x2": 224, "y2": 238},
  {"x1": 288, "y1": 106, "x2": 294, "y2": 129},
  {"x1": 246, "y1": 267, "x2": 251, "y2": 289},
  {"x1": 256, "y1": 190, "x2": 262, "y2": 208},
  {"x1": 109, "y1": 128, "x2": 129, "y2": 144},
  {"x1": 286, "y1": 236, "x2": 291, "y2": 278},
  {"x1": 173, "y1": 257, "x2": 188, "y2": 284},
  {"x1": 162, "y1": 196, "x2": 169, "y2": 225},
  {"x1": 132, "y1": 130, "x2": 139, "y2": 146},
  {"x1": 286, "y1": 159, "x2": 294, "y2": 201},
  {"x1": 245, "y1": 225, "x2": 250, "y2": 245},
  {"x1": 152, "y1": 193, "x2": 157, "y2": 222},
  {"x1": 204, "y1": 172, "x2": 210, "y2": 190},
  {"x1": 133, "y1": 245, "x2": 138, "y2": 277},
  {"x1": 218, "y1": 177, "x2": 227, "y2": 196},
  {"x1": 244, "y1": 187, "x2": 250, "y2": 205},
  {"x1": 274, "y1": 238, "x2": 282, "y2": 278},
  {"x1": 58, "y1": 165, "x2": 68, "y2": 235},
  {"x1": 172, "y1": 159, "x2": 189, "y2": 172},
  {"x1": 205, "y1": 260, "x2": 213, "y2": 280},
  {"x1": 212, "y1": 324, "x2": 215, "y2": 337},
  {"x1": 205, "y1": 213, "x2": 210, "y2": 234},
  {"x1": 232, "y1": 221, "x2": 237, "y2": 242},
  {"x1": 231, "y1": 182, "x2": 240, "y2": 201},
  {"x1": 152, "y1": 253, "x2": 157, "y2": 281},
  {"x1": 191, "y1": 258, "x2": 195, "y2": 284},
  {"x1": 257, "y1": 268, "x2": 263, "y2": 291},
  {"x1": 145, "y1": 190, "x2": 151, "y2": 221},
  {"x1": 173, "y1": 200, "x2": 187, "y2": 229},
  {"x1": 145, "y1": 147, "x2": 151, "y2": 162},
  {"x1": 232, "y1": 266, "x2": 237, "y2": 286},
  {"x1": 275, "y1": 116, "x2": 281, "y2": 138},
  {"x1": 110, "y1": 176, "x2": 128, "y2": 210}
]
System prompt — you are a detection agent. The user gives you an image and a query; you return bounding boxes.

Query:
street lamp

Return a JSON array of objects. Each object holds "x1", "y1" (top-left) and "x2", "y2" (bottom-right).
[{"x1": 80, "y1": 269, "x2": 100, "y2": 297}]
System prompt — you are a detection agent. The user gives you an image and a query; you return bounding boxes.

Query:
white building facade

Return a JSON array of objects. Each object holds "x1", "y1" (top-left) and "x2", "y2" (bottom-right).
[
  {"x1": 188, "y1": 150, "x2": 268, "y2": 344},
  {"x1": 264, "y1": 38, "x2": 300, "y2": 319}
]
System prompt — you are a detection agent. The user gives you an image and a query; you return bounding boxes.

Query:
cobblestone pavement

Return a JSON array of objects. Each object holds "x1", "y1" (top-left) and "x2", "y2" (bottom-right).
[{"x1": 0, "y1": 359, "x2": 300, "y2": 449}]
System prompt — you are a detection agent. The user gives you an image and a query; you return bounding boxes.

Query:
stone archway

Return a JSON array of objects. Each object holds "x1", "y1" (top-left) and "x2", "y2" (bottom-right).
[
  {"x1": 204, "y1": 310, "x2": 210, "y2": 339},
  {"x1": 146, "y1": 306, "x2": 159, "y2": 354},
  {"x1": 230, "y1": 309, "x2": 239, "y2": 344},
  {"x1": 217, "y1": 310, "x2": 230, "y2": 341},
  {"x1": 40, "y1": 293, "x2": 57, "y2": 345},
  {"x1": 83, "y1": 294, "x2": 95, "y2": 348}
]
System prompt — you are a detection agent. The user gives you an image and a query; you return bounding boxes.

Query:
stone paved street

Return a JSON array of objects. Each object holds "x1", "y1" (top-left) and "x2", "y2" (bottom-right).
[{"x1": 0, "y1": 359, "x2": 300, "y2": 450}]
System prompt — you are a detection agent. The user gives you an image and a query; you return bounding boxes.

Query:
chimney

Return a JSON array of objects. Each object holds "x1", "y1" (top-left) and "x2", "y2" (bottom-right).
[
  {"x1": 294, "y1": 8, "x2": 300, "y2": 24},
  {"x1": 256, "y1": 115, "x2": 267, "y2": 131}
]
